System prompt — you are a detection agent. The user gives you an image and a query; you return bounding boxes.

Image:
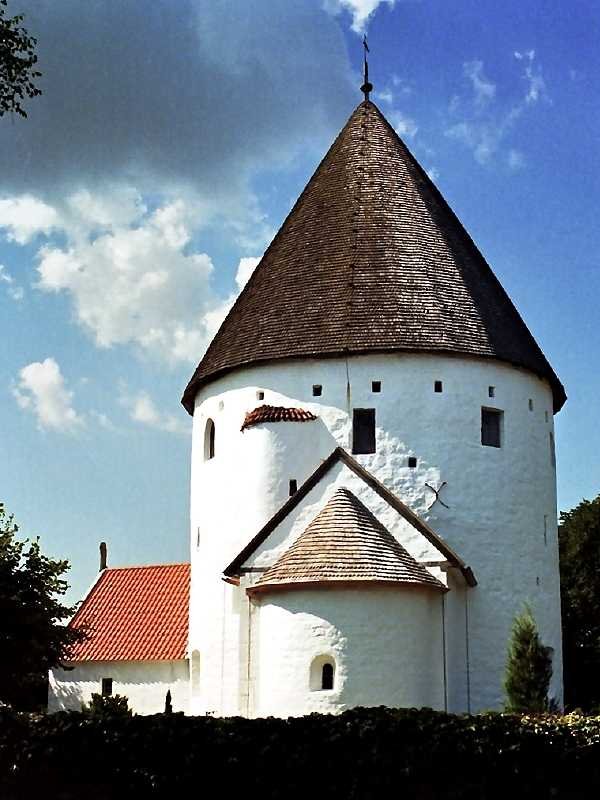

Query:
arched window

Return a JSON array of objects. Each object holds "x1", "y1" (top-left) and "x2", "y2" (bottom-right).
[
  {"x1": 321, "y1": 662, "x2": 334, "y2": 691},
  {"x1": 309, "y1": 655, "x2": 336, "y2": 691},
  {"x1": 191, "y1": 649, "x2": 201, "y2": 695},
  {"x1": 204, "y1": 419, "x2": 215, "y2": 461}
]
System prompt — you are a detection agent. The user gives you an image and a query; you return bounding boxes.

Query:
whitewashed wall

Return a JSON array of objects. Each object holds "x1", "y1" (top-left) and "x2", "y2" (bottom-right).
[
  {"x1": 249, "y1": 585, "x2": 445, "y2": 717},
  {"x1": 48, "y1": 660, "x2": 189, "y2": 715},
  {"x1": 188, "y1": 352, "x2": 562, "y2": 716}
]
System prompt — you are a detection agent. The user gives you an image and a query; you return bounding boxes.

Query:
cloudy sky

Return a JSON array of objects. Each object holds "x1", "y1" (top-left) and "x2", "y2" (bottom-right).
[{"x1": 1, "y1": 0, "x2": 598, "y2": 602}]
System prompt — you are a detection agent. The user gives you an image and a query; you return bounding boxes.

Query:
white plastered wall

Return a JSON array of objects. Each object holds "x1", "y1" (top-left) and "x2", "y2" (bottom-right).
[
  {"x1": 188, "y1": 352, "x2": 562, "y2": 716},
  {"x1": 249, "y1": 585, "x2": 445, "y2": 718},
  {"x1": 48, "y1": 660, "x2": 189, "y2": 715}
]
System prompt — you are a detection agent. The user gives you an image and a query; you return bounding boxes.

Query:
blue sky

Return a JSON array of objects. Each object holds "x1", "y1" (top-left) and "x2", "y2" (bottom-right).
[{"x1": 1, "y1": 0, "x2": 598, "y2": 603}]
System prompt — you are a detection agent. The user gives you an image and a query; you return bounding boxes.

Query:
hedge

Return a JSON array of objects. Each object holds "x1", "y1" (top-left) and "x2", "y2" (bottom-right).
[{"x1": 1, "y1": 707, "x2": 600, "y2": 799}]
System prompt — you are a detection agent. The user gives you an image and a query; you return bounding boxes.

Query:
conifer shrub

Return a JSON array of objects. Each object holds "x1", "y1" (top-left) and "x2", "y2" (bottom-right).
[{"x1": 504, "y1": 606, "x2": 553, "y2": 713}]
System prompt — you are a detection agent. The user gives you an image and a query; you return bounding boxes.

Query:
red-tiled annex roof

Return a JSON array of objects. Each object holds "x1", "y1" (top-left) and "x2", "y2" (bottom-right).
[
  {"x1": 67, "y1": 563, "x2": 190, "y2": 662},
  {"x1": 241, "y1": 404, "x2": 317, "y2": 432}
]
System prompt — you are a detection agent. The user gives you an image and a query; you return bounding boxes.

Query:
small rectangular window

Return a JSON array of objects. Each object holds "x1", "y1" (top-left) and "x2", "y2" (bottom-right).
[
  {"x1": 352, "y1": 408, "x2": 376, "y2": 454},
  {"x1": 488, "y1": 386, "x2": 495, "y2": 398},
  {"x1": 481, "y1": 408, "x2": 502, "y2": 448},
  {"x1": 528, "y1": 398, "x2": 534, "y2": 411},
  {"x1": 408, "y1": 456, "x2": 417, "y2": 468},
  {"x1": 256, "y1": 390, "x2": 264, "y2": 401},
  {"x1": 101, "y1": 678, "x2": 113, "y2": 697},
  {"x1": 371, "y1": 380, "x2": 381, "y2": 393},
  {"x1": 312, "y1": 384, "x2": 322, "y2": 397},
  {"x1": 434, "y1": 380, "x2": 443, "y2": 393},
  {"x1": 289, "y1": 479, "x2": 297, "y2": 496}
]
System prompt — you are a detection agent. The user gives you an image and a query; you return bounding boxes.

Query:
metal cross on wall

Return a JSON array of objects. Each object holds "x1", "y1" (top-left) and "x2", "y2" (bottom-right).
[{"x1": 425, "y1": 481, "x2": 449, "y2": 510}]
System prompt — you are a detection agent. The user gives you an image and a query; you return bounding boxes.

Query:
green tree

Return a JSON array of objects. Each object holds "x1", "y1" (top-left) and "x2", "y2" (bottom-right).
[
  {"x1": 0, "y1": 0, "x2": 41, "y2": 117},
  {"x1": 559, "y1": 493, "x2": 600, "y2": 710},
  {"x1": 504, "y1": 605, "x2": 553, "y2": 713},
  {"x1": 0, "y1": 502, "x2": 85, "y2": 710}
]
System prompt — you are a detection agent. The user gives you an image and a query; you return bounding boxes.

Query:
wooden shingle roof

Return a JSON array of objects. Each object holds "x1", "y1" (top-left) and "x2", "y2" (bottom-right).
[
  {"x1": 248, "y1": 487, "x2": 445, "y2": 594},
  {"x1": 183, "y1": 100, "x2": 565, "y2": 414}
]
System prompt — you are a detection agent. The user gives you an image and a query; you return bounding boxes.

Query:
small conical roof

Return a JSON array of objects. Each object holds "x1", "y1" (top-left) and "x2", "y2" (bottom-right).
[
  {"x1": 250, "y1": 487, "x2": 444, "y2": 592},
  {"x1": 183, "y1": 101, "x2": 565, "y2": 413}
]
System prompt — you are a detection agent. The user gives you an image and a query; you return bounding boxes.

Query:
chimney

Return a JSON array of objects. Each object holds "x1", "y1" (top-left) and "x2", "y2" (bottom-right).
[{"x1": 99, "y1": 541, "x2": 107, "y2": 571}]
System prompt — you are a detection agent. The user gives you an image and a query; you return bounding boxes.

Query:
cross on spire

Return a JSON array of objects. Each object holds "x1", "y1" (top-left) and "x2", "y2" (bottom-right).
[{"x1": 361, "y1": 35, "x2": 373, "y2": 101}]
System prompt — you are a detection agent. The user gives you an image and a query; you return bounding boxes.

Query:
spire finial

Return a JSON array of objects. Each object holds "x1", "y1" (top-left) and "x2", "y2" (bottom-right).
[{"x1": 360, "y1": 34, "x2": 373, "y2": 102}]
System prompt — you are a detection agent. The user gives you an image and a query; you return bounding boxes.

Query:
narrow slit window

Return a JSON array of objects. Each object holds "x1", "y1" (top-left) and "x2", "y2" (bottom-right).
[
  {"x1": 408, "y1": 456, "x2": 417, "y2": 468},
  {"x1": 371, "y1": 380, "x2": 381, "y2": 393},
  {"x1": 101, "y1": 678, "x2": 113, "y2": 697},
  {"x1": 549, "y1": 432, "x2": 556, "y2": 468},
  {"x1": 321, "y1": 663, "x2": 334, "y2": 690},
  {"x1": 289, "y1": 479, "x2": 298, "y2": 496},
  {"x1": 528, "y1": 398, "x2": 534, "y2": 411},
  {"x1": 545, "y1": 411, "x2": 549, "y2": 423},
  {"x1": 204, "y1": 419, "x2": 215, "y2": 460},
  {"x1": 434, "y1": 380, "x2": 443, "y2": 393},
  {"x1": 352, "y1": 408, "x2": 376, "y2": 454},
  {"x1": 312, "y1": 384, "x2": 322, "y2": 397},
  {"x1": 488, "y1": 386, "x2": 495, "y2": 398},
  {"x1": 481, "y1": 408, "x2": 502, "y2": 448}
]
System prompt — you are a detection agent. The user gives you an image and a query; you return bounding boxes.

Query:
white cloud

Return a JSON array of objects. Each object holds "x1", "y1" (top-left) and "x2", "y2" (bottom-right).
[
  {"x1": 446, "y1": 52, "x2": 546, "y2": 166},
  {"x1": 426, "y1": 167, "x2": 440, "y2": 182},
  {"x1": 0, "y1": 264, "x2": 24, "y2": 301},
  {"x1": 463, "y1": 60, "x2": 496, "y2": 105},
  {"x1": 508, "y1": 149, "x2": 525, "y2": 171},
  {"x1": 514, "y1": 50, "x2": 547, "y2": 104},
  {"x1": 391, "y1": 111, "x2": 418, "y2": 139},
  {"x1": 120, "y1": 389, "x2": 189, "y2": 436},
  {"x1": 235, "y1": 257, "x2": 260, "y2": 291},
  {"x1": 324, "y1": 0, "x2": 395, "y2": 33},
  {"x1": 13, "y1": 358, "x2": 84, "y2": 432},
  {"x1": 0, "y1": 196, "x2": 58, "y2": 244},
  {"x1": 374, "y1": 89, "x2": 394, "y2": 105},
  {"x1": 33, "y1": 191, "x2": 220, "y2": 365}
]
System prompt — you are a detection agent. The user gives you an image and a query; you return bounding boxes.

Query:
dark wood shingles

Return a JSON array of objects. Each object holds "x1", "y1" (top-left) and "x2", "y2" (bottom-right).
[{"x1": 182, "y1": 101, "x2": 565, "y2": 414}]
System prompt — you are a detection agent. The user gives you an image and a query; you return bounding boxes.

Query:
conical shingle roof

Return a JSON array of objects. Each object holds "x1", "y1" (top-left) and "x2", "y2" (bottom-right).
[
  {"x1": 183, "y1": 101, "x2": 565, "y2": 413},
  {"x1": 249, "y1": 487, "x2": 444, "y2": 592}
]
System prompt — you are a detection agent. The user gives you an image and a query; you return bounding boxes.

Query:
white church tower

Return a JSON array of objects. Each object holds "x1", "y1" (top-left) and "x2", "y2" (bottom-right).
[{"x1": 182, "y1": 87, "x2": 566, "y2": 717}]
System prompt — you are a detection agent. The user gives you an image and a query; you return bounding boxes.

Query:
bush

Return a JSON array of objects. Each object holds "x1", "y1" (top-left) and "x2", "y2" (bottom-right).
[
  {"x1": 0, "y1": 707, "x2": 600, "y2": 799},
  {"x1": 82, "y1": 693, "x2": 131, "y2": 718}
]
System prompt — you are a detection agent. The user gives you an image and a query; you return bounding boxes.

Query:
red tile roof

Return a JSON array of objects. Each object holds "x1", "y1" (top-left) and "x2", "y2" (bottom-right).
[
  {"x1": 241, "y1": 404, "x2": 317, "y2": 432},
  {"x1": 67, "y1": 564, "x2": 189, "y2": 662}
]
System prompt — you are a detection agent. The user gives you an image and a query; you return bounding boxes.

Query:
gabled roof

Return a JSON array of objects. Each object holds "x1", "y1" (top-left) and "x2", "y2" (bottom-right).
[
  {"x1": 241, "y1": 404, "x2": 317, "y2": 432},
  {"x1": 67, "y1": 563, "x2": 190, "y2": 662},
  {"x1": 248, "y1": 487, "x2": 445, "y2": 594},
  {"x1": 224, "y1": 447, "x2": 477, "y2": 587},
  {"x1": 183, "y1": 100, "x2": 565, "y2": 414}
]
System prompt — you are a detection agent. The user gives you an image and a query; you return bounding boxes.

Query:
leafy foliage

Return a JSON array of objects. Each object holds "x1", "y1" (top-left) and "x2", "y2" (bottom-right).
[
  {"x1": 83, "y1": 694, "x2": 132, "y2": 719},
  {"x1": 559, "y1": 493, "x2": 600, "y2": 711},
  {"x1": 504, "y1": 606, "x2": 553, "y2": 713},
  {"x1": 1, "y1": 707, "x2": 600, "y2": 799},
  {"x1": 0, "y1": 503, "x2": 85, "y2": 710},
  {"x1": 0, "y1": 0, "x2": 41, "y2": 117}
]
